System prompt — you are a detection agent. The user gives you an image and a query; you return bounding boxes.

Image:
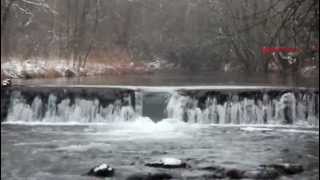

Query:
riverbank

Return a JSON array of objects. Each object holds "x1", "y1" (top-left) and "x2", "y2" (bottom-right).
[
  {"x1": 1, "y1": 59, "x2": 174, "y2": 80},
  {"x1": 1, "y1": 59, "x2": 318, "y2": 83}
]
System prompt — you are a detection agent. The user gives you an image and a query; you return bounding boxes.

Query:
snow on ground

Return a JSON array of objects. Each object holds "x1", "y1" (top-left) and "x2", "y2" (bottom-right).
[
  {"x1": 1, "y1": 58, "x2": 171, "y2": 79},
  {"x1": 2, "y1": 59, "x2": 75, "y2": 79}
]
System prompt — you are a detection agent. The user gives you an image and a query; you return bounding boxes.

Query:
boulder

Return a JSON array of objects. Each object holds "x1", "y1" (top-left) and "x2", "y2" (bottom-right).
[
  {"x1": 145, "y1": 157, "x2": 188, "y2": 168},
  {"x1": 243, "y1": 168, "x2": 280, "y2": 179},
  {"x1": 260, "y1": 163, "x2": 303, "y2": 175},
  {"x1": 85, "y1": 163, "x2": 114, "y2": 177},
  {"x1": 226, "y1": 168, "x2": 245, "y2": 179}
]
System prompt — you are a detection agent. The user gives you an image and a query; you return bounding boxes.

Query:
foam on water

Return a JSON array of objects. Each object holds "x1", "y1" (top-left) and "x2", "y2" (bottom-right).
[
  {"x1": 94, "y1": 117, "x2": 198, "y2": 139},
  {"x1": 240, "y1": 127, "x2": 273, "y2": 132},
  {"x1": 278, "y1": 129, "x2": 319, "y2": 134}
]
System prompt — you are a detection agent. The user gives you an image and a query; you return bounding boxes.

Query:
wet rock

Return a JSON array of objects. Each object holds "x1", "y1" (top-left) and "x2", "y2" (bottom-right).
[
  {"x1": 198, "y1": 165, "x2": 227, "y2": 178},
  {"x1": 85, "y1": 163, "x2": 114, "y2": 177},
  {"x1": 199, "y1": 163, "x2": 304, "y2": 179},
  {"x1": 281, "y1": 148, "x2": 290, "y2": 153},
  {"x1": 207, "y1": 170, "x2": 226, "y2": 178},
  {"x1": 198, "y1": 164, "x2": 224, "y2": 171},
  {"x1": 151, "y1": 150, "x2": 168, "y2": 155},
  {"x1": 243, "y1": 168, "x2": 280, "y2": 179},
  {"x1": 145, "y1": 157, "x2": 188, "y2": 168},
  {"x1": 226, "y1": 168, "x2": 245, "y2": 179},
  {"x1": 1, "y1": 79, "x2": 11, "y2": 87},
  {"x1": 126, "y1": 172, "x2": 172, "y2": 180},
  {"x1": 260, "y1": 163, "x2": 304, "y2": 175}
]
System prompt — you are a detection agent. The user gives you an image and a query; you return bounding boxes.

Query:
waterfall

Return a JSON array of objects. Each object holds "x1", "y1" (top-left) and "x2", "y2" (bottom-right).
[
  {"x1": 3, "y1": 87, "x2": 319, "y2": 127},
  {"x1": 165, "y1": 91, "x2": 319, "y2": 126},
  {"x1": 6, "y1": 91, "x2": 137, "y2": 123}
]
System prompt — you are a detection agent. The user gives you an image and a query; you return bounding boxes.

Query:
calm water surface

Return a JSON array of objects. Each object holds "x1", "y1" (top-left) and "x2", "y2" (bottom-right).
[{"x1": 13, "y1": 71, "x2": 319, "y2": 87}]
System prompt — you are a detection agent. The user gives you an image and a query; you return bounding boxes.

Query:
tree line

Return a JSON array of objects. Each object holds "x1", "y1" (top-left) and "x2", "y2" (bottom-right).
[{"x1": 1, "y1": 0, "x2": 319, "y2": 73}]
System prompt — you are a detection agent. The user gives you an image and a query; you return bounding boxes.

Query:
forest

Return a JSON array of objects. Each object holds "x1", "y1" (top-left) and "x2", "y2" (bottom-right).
[{"x1": 1, "y1": 0, "x2": 319, "y2": 78}]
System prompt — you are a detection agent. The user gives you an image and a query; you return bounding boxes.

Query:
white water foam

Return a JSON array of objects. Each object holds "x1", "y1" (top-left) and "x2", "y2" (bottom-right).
[
  {"x1": 240, "y1": 127, "x2": 273, "y2": 132},
  {"x1": 4, "y1": 89, "x2": 319, "y2": 128}
]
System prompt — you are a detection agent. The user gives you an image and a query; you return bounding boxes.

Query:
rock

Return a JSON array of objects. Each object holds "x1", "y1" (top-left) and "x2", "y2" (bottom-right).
[
  {"x1": 198, "y1": 164, "x2": 225, "y2": 171},
  {"x1": 151, "y1": 150, "x2": 168, "y2": 155},
  {"x1": 205, "y1": 169, "x2": 226, "y2": 178},
  {"x1": 281, "y1": 148, "x2": 290, "y2": 153},
  {"x1": 226, "y1": 168, "x2": 245, "y2": 179},
  {"x1": 261, "y1": 163, "x2": 303, "y2": 175},
  {"x1": 202, "y1": 167, "x2": 246, "y2": 179},
  {"x1": 126, "y1": 172, "x2": 172, "y2": 180},
  {"x1": 64, "y1": 69, "x2": 76, "y2": 78},
  {"x1": 145, "y1": 157, "x2": 188, "y2": 168},
  {"x1": 198, "y1": 163, "x2": 303, "y2": 179},
  {"x1": 85, "y1": 163, "x2": 114, "y2": 177},
  {"x1": 1, "y1": 78, "x2": 11, "y2": 87},
  {"x1": 198, "y1": 165, "x2": 227, "y2": 179},
  {"x1": 243, "y1": 168, "x2": 280, "y2": 179}
]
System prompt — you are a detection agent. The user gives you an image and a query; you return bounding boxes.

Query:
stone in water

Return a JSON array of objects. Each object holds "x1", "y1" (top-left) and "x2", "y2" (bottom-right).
[{"x1": 86, "y1": 163, "x2": 115, "y2": 177}]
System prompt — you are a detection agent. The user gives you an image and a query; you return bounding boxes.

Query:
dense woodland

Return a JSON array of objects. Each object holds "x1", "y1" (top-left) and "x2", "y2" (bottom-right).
[{"x1": 1, "y1": 0, "x2": 319, "y2": 74}]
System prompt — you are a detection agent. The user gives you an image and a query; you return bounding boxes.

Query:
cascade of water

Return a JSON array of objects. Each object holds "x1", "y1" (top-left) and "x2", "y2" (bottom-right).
[
  {"x1": 6, "y1": 91, "x2": 137, "y2": 123},
  {"x1": 7, "y1": 91, "x2": 32, "y2": 122},
  {"x1": 31, "y1": 96, "x2": 43, "y2": 120},
  {"x1": 4, "y1": 89, "x2": 318, "y2": 127},
  {"x1": 166, "y1": 92, "x2": 186, "y2": 121},
  {"x1": 135, "y1": 91, "x2": 143, "y2": 116},
  {"x1": 45, "y1": 94, "x2": 57, "y2": 118},
  {"x1": 164, "y1": 91, "x2": 319, "y2": 126}
]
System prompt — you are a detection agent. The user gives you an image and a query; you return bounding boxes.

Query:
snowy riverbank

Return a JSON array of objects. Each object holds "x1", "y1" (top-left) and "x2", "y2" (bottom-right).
[{"x1": 1, "y1": 59, "x2": 173, "y2": 80}]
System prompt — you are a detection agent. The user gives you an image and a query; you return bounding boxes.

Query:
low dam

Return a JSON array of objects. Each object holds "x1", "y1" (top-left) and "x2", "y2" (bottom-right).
[{"x1": 1, "y1": 85, "x2": 319, "y2": 126}]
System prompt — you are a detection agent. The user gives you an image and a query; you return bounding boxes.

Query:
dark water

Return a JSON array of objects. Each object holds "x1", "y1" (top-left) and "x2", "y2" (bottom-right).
[
  {"x1": 1, "y1": 123, "x2": 318, "y2": 180},
  {"x1": 13, "y1": 71, "x2": 319, "y2": 87}
]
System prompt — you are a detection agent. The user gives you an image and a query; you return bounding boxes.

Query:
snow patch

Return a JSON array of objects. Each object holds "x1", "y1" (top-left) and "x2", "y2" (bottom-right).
[{"x1": 1, "y1": 58, "x2": 162, "y2": 79}]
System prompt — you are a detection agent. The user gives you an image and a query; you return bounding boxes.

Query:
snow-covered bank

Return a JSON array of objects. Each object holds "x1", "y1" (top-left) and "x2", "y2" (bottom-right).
[{"x1": 1, "y1": 59, "x2": 173, "y2": 80}]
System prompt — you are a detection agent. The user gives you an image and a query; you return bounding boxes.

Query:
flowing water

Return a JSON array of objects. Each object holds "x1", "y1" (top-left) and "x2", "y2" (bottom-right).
[
  {"x1": 1, "y1": 121, "x2": 319, "y2": 180},
  {"x1": 3, "y1": 86, "x2": 319, "y2": 126},
  {"x1": 1, "y1": 73, "x2": 319, "y2": 179}
]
